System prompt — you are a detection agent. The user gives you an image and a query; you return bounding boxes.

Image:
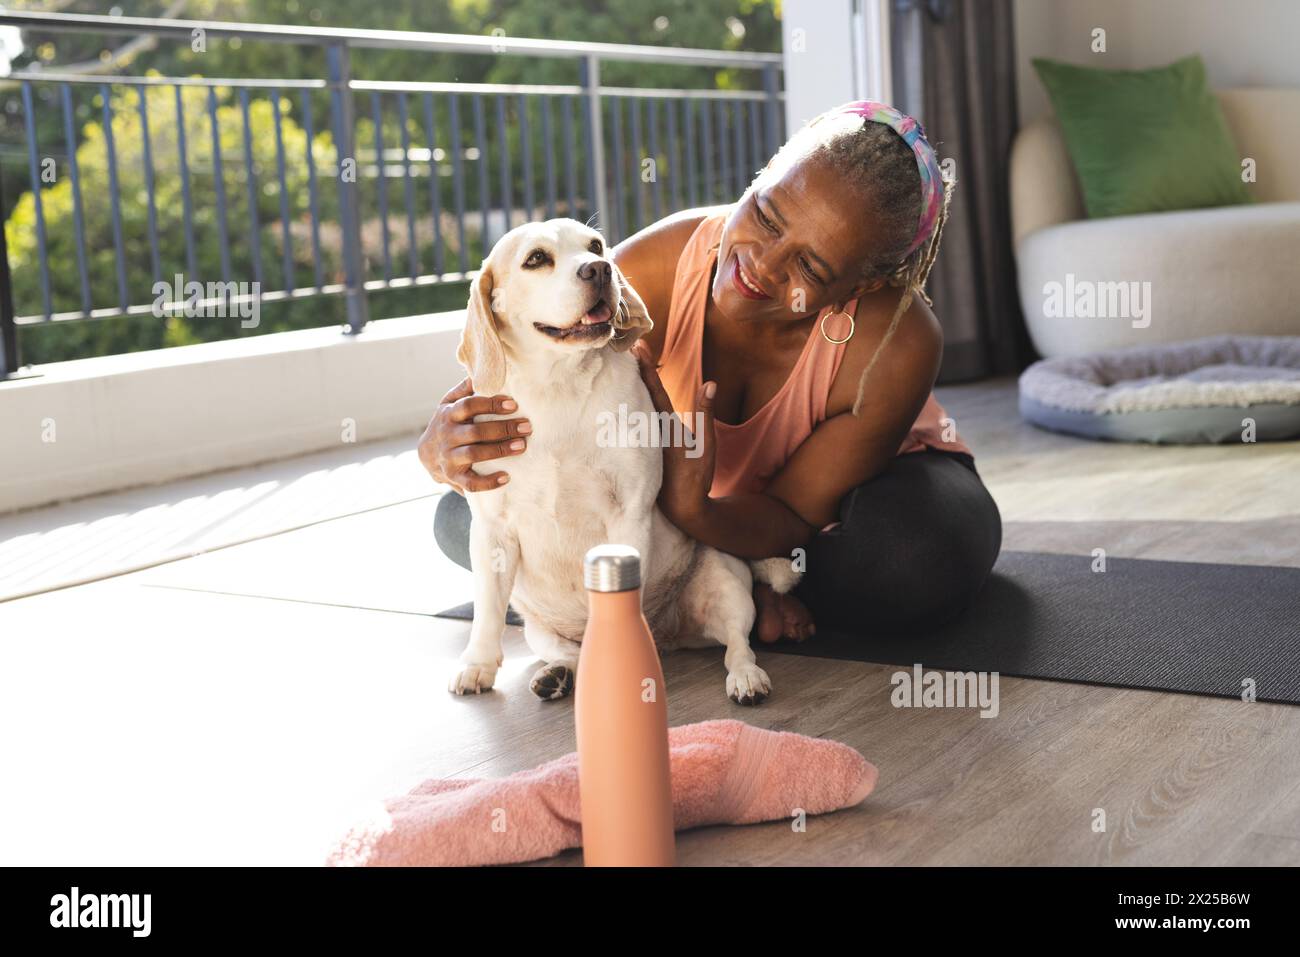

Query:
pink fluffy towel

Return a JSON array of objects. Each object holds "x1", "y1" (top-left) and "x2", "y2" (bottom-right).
[{"x1": 326, "y1": 719, "x2": 878, "y2": 866}]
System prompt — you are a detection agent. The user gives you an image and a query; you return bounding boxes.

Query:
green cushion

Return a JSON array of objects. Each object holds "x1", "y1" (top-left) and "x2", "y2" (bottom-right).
[{"x1": 1032, "y1": 54, "x2": 1252, "y2": 219}]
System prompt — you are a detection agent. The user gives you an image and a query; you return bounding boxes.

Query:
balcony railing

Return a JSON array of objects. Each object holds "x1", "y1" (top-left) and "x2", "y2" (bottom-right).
[{"x1": 0, "y1": 10, "x2": 785, "y2": 376}]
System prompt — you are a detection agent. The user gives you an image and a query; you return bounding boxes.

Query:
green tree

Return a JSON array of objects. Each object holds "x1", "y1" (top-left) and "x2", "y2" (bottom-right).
[{"x1": 6, "y1": 81, "x2": 345, "y2": 359}]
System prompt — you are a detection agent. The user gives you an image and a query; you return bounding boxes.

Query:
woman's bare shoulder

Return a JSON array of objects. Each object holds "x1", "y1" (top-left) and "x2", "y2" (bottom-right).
[
  {"x1": 612, "y1": 205, "x2": 732, "y2": 358},
  {"x1": 826, "y1": 287, "x2": 944, "y2": 421},
  {"x1": 611, "y1": 204, "x2": 731, "y2": 287}
]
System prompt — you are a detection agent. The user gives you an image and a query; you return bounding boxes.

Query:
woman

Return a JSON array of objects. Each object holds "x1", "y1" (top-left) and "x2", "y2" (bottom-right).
[{"x1": 420, "y1": 100, "x2": 1002, "y2": 643}]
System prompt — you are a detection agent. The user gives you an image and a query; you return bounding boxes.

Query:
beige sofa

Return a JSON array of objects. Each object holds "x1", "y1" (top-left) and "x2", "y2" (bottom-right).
[{"x1": 1010, "y1": 88, "x2": 1300, "y2": 358}]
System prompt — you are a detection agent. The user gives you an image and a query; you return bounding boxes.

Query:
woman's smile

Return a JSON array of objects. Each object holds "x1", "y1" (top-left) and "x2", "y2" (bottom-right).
[{"x1": 731, "y1": 254, "x2": 773, "y2": 301}]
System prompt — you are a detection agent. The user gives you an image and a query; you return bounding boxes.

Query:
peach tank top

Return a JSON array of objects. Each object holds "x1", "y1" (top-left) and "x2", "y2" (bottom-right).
[{"x1": 656, "y1": 211, "x2": 972, "y2": 500}]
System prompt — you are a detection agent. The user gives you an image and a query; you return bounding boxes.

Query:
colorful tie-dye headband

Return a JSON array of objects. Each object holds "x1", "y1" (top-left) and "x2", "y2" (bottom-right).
[{"x1": 825, "y1": 100, "x2": 943, "y2": 258}]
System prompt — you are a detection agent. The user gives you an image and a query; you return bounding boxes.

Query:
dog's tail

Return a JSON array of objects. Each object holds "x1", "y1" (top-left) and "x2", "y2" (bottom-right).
[{"x1": 749, "y1": 556, "x2": 802, "y2": 595}]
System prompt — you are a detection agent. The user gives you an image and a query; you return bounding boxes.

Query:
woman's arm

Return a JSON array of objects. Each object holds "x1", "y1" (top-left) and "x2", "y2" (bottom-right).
[
  {"x1": 765, "y1": 295, "x2": 943, "y2": 529},
  {"x1": 666, "y1": 490, "x2": 819, "y2": 560}
]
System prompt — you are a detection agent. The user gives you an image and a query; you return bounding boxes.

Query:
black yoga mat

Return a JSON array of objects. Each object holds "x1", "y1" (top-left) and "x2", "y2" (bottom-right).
[
  {"x1": 436, "y1": 601, "x2": 523, "y2": 627},
  {"x1": 434, "y1": 551, "x2": 1300, "y2": 705},
  {"x1": 770, "y1": 551, "x2": 1300, "y2": 706}
]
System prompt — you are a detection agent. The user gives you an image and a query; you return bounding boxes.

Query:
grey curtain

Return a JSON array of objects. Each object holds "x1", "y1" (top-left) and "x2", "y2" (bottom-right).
[{"x1": 890, "y1": 0, "x2": 1034, "y2": 381}]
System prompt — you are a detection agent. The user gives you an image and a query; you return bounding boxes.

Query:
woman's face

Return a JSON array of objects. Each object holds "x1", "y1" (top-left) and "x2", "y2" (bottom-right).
[{"x1": 712, "y1": 155, "x2": 886, "y2": 325}]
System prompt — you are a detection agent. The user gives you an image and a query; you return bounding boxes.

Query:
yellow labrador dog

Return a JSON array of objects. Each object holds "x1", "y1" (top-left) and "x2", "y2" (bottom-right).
[{"x1": 449, "y1": 218, "x2": 798, "y2": 705}]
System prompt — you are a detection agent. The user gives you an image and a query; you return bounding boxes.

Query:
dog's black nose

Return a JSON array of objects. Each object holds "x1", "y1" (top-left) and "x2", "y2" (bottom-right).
[{"x1": 577, "y1": 259, "x2": 612, "y2": 285}]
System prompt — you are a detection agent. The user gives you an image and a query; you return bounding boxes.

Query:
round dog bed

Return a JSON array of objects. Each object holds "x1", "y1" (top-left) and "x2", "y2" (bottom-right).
[{"x1": 1018, "y1": 335, "x2": 1300, "y2": 443}]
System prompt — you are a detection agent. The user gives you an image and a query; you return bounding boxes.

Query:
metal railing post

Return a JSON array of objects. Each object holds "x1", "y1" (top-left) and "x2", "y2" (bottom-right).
[
  {"x1": 579, "y1": 55, "x2": 608, "y2": 234},
  {"x1": 0, "y1": 166, "x2": 18, "y2": 378},
  {"x1": 762, "y1": 62, "x2": 781, "y2": 160},
  {"x1": 327, "y1": 42, "x2": 369, "y2": 334}
]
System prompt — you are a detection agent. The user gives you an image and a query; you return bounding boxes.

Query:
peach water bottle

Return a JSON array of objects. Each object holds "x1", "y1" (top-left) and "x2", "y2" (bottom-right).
[{"x1": 575, "y1": 544, "x2": 676, "y2": 867}]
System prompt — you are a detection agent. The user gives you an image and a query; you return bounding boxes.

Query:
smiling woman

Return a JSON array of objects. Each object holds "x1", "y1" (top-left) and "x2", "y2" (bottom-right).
[
  {"x1": 426, "y1": 100, "x2": 1003, "y2": 645},
  {"x1": 614, "y1": 100, "x2": 1002, "y2": 640}
]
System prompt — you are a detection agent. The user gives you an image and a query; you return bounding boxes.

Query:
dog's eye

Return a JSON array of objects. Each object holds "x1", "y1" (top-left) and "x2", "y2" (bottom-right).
[
  {"x1": 588, "y1": 238, "x2": 603, "y2": 255},
  {"x1": 523, "y1": 249, "x2": 552, "y2": 269}
]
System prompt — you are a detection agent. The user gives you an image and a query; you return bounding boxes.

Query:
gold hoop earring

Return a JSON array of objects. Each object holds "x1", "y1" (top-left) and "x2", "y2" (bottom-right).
[{"x1": 821, "y1": 307, "x2": 855, "y2": 344}]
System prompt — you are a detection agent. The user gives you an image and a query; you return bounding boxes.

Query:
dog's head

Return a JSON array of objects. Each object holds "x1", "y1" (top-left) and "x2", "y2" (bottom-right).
[{"x1": 456, "y1": 219, "x2": 653, "y2": 394}]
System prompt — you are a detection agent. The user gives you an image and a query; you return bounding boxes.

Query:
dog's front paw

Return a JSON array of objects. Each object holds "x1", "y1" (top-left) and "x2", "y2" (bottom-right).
[
  {"x1": 449, "y1": 661, "x2": 499, "y2": 695},
  {"x1": 726, "y1": 663, "x2": 771, "y2": 706},
  {"x1": 529, "y1": 663, "x2": 575, "y2": 701}
]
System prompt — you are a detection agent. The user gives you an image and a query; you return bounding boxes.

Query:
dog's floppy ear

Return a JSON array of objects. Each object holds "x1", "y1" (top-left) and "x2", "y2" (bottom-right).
[
  {"x1": 609, "y1": 262, "x2": 653, "y2": 353},
  {"x1": 457, "y1": 259, "x2": 507, "y2": 395}
]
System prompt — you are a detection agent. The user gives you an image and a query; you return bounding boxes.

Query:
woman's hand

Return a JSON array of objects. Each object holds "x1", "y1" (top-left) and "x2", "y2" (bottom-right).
[
  {"x1": 417, "y1": 376, "x2": 531, "y2": 493},
  {"x1": 632, "y1": 340, "x2": 718, "y2": 526}
]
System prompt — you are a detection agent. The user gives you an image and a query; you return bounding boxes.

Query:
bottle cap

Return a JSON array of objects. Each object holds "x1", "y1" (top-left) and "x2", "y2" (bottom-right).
[{"x1": 584, "y1": 544, "x2": 641, "y2": 592}]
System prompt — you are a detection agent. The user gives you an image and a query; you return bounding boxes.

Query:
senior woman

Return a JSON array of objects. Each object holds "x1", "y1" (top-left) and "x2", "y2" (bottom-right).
[{"x1": 420, "y1": 100, "x2": 1002, "y2": 644}]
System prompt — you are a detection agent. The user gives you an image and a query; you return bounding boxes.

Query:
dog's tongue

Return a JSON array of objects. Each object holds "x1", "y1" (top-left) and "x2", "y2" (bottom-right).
[{"x1": 583, "y1": 300, "x2": 613, "y2": 325}]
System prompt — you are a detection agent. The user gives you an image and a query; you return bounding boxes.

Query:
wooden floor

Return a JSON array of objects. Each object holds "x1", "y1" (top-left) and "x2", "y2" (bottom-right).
[{"x1": 0, "y1": 377, "x2": 1296, "y2": 865}]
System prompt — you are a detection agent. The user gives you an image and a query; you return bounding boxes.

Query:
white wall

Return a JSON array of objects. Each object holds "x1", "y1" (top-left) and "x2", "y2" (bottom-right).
[
  {"x1": 1015, "y1": 0, "x2": 1300, "y2": 124},
  {"x1": 0, "y1": 314, "x2": 466, "y2": 514},
  {"x1": 781, "y1": 0, "x2": 858, "y2": 134}
]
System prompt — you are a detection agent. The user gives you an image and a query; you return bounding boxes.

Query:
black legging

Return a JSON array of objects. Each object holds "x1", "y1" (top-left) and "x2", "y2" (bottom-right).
[{"x1": 433, "y1": 449, "x2": 1002, "y2": 633}]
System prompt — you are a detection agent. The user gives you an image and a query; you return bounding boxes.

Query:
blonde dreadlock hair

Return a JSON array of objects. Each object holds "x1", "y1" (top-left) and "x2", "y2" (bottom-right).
[{"x1": 755, "y1": 111, "x2": 957, "y2": 418}]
